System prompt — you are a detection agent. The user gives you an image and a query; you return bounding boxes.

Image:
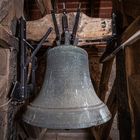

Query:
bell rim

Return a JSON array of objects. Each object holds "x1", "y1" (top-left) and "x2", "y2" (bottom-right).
[
  {"x1": 23, "y1": 114, "x2": 111, "y2": 129},
  {"x1": 23, "y1": 103, "x2": 111, "y2": 129}
]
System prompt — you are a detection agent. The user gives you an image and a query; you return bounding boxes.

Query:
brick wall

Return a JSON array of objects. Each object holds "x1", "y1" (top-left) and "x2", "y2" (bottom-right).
[
  {"x1": 25, "y1": 0, "x2": 112, "y2": 20},
  {"x1": 57, "y1": 0, "x2": 112, "y2": 18},
  {"x1": 57, "y1": 0, "x2": 91, "y2": 16},
  {"x1": 93, "y1": 0, "x2": 112, "y2": 18},
  {"x1": 25, "y1": 0, "x2": 42, "y2": 20}
]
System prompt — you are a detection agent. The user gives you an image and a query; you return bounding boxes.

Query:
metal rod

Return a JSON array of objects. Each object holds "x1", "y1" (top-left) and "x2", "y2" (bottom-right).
[
  {"x1": 62, "y1": 2, "x2": 68, "y2": 32},
  {"x1": 31, "y1": 27, "x2": 53, "y2": 59},
  {"x1": 19, "y1": 17, "x2": 27, "y2": 100},
  {"x1": 31, "y1": 57, "x2": 36, "y2": 90},
  {"x1": 112, "y1": 13, "x2": 117, "y2": 37},
  {"x1": 63, "y1": 2, "x2": 66, "y2": 12},
  {"x1": 23, "y1": 39, "x2": 34, "y2": 50},
  {"x1": 26, "y1": 27, "x2": 53, "y2": 66},
  {"x1": 61, "y1": 2, "x2": 70, "y2": 45},
  {"x1": 71, "y1": 3, "x2": 81, "y2": 45},
  {"x1": 51, "y1": 10, "x2": 61, "y2": 45}
]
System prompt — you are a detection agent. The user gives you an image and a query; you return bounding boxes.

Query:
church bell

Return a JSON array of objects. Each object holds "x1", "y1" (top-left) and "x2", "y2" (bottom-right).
[{"x1": 23, "y1": 45, "x2": 111, "y2": 129}]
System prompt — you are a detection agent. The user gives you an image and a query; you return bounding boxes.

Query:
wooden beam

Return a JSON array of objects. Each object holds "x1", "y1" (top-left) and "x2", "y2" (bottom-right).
[
  {"x1": 98, "y1": 58, "x2": 114, "y2": 101},
  {"x1": 26, "y1": 12, "x2": 112, "y2": 46},
  {"x1": 121, "y1": 16, "x2": 140, "y2": 44},
  {"x1": 116, "y1": 50, "x2": 132, "y2": 140}
]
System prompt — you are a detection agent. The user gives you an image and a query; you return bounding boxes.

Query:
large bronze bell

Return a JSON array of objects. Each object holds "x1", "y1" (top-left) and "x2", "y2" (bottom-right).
[{"x1": 23, "y1": 45, "x2": 111, "y2": 129}]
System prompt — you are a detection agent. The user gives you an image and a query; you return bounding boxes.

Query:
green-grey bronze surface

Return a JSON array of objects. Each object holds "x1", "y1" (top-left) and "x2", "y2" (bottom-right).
[{"x1": 23, "y1": 45, "x2": 111, "y2": 129}]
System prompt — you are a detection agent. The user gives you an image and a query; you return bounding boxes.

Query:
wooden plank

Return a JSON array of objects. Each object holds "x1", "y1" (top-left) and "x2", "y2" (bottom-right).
[{"x1": 0, "y1": 48, "x2": 18, "y2": 140}]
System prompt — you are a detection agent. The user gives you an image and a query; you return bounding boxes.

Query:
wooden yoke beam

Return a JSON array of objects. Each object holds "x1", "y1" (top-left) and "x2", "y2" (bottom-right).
[{"x1": 26, "y1": 12, "x2": 112, "y2": 46}]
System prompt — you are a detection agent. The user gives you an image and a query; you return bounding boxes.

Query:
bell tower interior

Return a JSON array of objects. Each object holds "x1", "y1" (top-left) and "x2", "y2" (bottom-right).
[{"x1": 0, "y1": 0, "x2": 140, "y2": 140}]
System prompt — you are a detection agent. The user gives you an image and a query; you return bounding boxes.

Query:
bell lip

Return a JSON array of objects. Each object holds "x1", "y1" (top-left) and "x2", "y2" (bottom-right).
[
  {"x1": 22, "y1": 103, "x2": 111, "y2": 129},
  {"x1": 48, "y1": 45, "x2": 88, "y2": 56},
  {"x1": 23, "y1": 114, "x2": 111, "y2": 129}
]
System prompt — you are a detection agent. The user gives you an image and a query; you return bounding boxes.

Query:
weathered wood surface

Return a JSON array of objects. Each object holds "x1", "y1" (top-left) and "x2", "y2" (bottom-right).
[
  {"x1": 0, "y1": 0, "x2": 24, "y2": 34},
  {"x1": 0, "y1": 0, "x2": 23, "y2": 139},
  {"x1": 26, "y1": 12, "x2": 112, "y2": 45},
  {"x1": 0, "y1": 48, "x2": 17, "y2": 140},
  {"x1": 0, "y1": 25, "x2": 18, "y2": 49},
  {"x1": 0, "y1": 19, "x2": 18, "y2": 140},
  {"x1": 0, "y1": 48, "x2": 11, "y2": 135}
]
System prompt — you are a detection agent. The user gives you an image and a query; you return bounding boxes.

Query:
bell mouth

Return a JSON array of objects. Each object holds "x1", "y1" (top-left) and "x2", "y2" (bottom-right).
[{"x1": 23, "y1": 103, "x2": 111, "y2": 129}]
